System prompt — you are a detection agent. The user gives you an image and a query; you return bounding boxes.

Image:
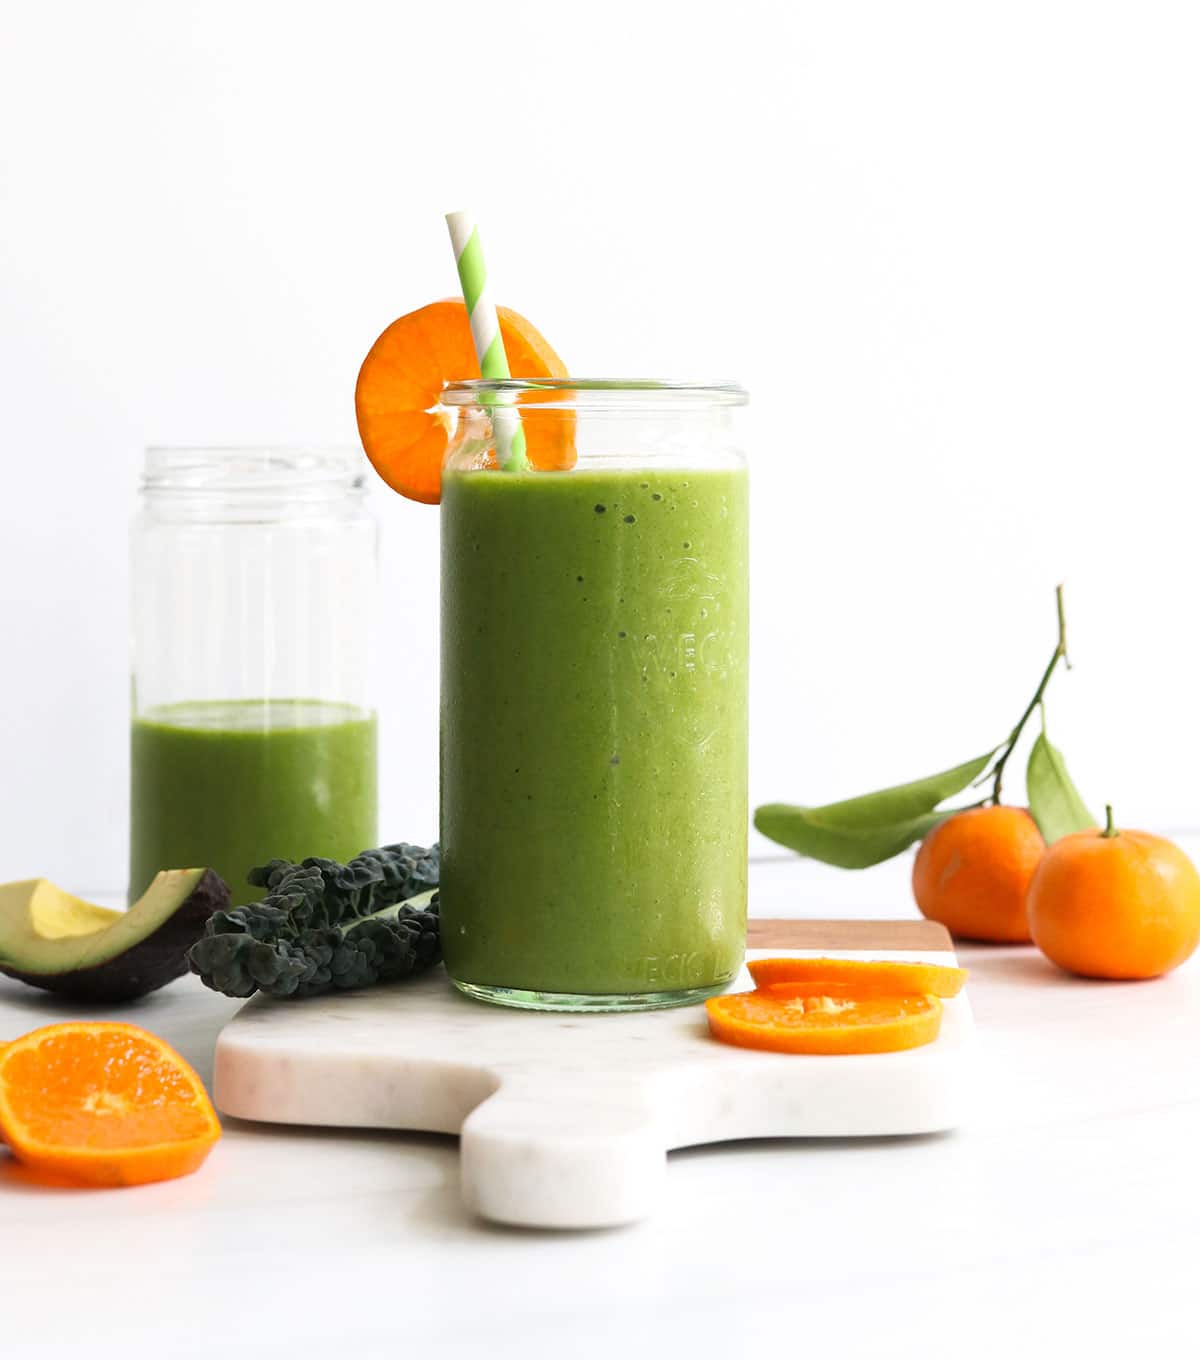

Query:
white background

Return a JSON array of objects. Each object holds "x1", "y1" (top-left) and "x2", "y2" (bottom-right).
[{"x1": 2, "y1": 0, "x2": 1199, "y2": 894}]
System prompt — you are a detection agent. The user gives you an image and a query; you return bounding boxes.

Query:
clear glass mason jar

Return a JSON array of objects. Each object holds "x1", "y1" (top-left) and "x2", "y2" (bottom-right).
[
  {"x1": 129, "y1": 449, "x2": 378, "y2": 906},
  {"x1": 439, "y1": 380, "x2": 749, "y2": 1010}
]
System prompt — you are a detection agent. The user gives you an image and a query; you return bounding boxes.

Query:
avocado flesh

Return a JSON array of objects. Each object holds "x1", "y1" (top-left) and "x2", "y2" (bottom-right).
[{"x1": 0, "y1": 868, "x2": 230, "y2": 1002}]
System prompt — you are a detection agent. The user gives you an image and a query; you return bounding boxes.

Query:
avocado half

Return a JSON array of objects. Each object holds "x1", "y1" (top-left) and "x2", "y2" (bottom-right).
[{"x1": 0, "y1": 868, "x2": 230, "y2": 1002}]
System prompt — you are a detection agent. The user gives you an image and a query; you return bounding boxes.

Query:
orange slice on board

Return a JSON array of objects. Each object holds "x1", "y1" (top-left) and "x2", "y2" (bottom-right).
[
  {"x1": 748, "y1": 957, "x2": 967, "y2": 998},
  {"x1": 355, "y1": 298, "x2": 573, "y2": 504},
  {"x1": 0, "y1": 1022, "x2": 221, "y2": 1186},
  {"x1": 705, "y1": 985, "x2": 943, "y2": 1055}
]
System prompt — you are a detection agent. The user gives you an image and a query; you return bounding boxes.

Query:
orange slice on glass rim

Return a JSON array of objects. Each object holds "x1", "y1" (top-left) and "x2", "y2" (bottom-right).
[
  {"x1": 705, "y1": 984, "x2": 944, "y2": 1055},
  {"x1": 354, "y1": 298, "x2": 573, "y2": 504},
  {"x1": 0, "y1": 1022, "x2": 221, "y2": 1187},
  {"x1": 747, "y1": 957, "x2": 967, "y2": 998}
]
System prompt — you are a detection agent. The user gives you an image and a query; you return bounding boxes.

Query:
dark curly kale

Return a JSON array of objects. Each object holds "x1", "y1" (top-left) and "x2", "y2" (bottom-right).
[{"x1": 187, "y1": 843, "x2": 441, "y2": 1000}]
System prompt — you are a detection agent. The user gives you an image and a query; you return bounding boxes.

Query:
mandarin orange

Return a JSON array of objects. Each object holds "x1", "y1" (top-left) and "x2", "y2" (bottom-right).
[
  {"x1": 1027, "y1": 813, "x2": 1200, "y2": 979},
  {"x1": 911, "y1": 805, "x2": 1045, "y2": 942}
]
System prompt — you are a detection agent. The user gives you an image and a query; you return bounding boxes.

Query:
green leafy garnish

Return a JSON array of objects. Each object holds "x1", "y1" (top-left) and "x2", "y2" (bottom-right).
[{"x1": 188, "y1": 843, "x2": 440, "y2": 1000}]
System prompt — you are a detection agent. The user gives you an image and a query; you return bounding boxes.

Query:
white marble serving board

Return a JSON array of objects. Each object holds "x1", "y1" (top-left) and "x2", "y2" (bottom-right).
[{"x1": 214, "y1": 919, "x2": 976, "y2": 1229}]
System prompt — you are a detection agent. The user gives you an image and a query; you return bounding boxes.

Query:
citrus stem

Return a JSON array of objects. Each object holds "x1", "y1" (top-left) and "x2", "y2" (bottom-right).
[
  {"x1": 1102, "y1": 804, "x2": 1119, "y2": 838},
  {"x1": 991, "y1": 584, "x2": 1069, "y2": 805}
]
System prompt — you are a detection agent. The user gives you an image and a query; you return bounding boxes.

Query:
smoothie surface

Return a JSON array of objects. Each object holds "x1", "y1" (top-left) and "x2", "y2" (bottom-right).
[{"x1": 129, "y1": 699, "x2": 377, "y2": 906}]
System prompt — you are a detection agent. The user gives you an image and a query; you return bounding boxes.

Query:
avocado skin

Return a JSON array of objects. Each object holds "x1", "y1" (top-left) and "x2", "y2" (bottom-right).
[{"x1": 0, "y1": 869, "x2": 231, "y2": 1003}]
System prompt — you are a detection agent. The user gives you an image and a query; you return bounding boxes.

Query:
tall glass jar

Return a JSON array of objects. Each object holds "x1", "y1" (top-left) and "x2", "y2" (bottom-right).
[
  {"x1": 439, "y1": 381, "x2": 749, "y2": 1010},
  {"x1": 129, "y1": 449, "x2": 378, "y2": 905}
]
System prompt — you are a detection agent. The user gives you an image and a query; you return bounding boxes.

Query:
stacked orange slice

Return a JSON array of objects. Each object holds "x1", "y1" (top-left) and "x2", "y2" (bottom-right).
[{"x1": 705, "y1": 957, "x2": 966, "y2": 1055}]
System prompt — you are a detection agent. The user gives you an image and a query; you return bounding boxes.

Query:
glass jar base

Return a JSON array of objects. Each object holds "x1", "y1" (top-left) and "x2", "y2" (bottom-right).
[{"x1": 450, "y1": 976, "x2": 735, "y2": 1013}]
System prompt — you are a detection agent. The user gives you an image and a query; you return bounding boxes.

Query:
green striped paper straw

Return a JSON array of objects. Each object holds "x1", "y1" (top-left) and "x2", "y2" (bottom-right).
[{"x1": 445, "y1": 211, "x2": 528, "y2": 471}]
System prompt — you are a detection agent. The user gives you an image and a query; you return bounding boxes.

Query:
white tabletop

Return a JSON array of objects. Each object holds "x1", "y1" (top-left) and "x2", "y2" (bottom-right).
[{"x1": 2, "y1": 854, "x2": 1196, "y2": 1359}]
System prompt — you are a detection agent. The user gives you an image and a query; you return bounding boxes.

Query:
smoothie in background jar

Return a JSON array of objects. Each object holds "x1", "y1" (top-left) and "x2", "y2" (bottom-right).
[
  {"x1": 439, "y1": 381, "x2": 749, "y2": 1010},
  {"x1": 129, "y1": 699, "x2": 377, "y2": 906},
  {"x1": 129, "y1": 449, "x2": 378, "y2": 905}
]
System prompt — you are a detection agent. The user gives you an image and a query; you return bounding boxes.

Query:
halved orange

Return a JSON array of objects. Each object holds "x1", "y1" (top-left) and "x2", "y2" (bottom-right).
[
  {"x1": 0, "y1": 1022, "x2": 221, "y2": 1186},
  {"x1": 355, "y1": 298, "x2": 572, "y2": 504},
  {"x1": 748, "y1": 957, "x2": 967, "y2": 998},
  {"x1": 706, "y1": 985, "x2": 943, "y2": 1055}
]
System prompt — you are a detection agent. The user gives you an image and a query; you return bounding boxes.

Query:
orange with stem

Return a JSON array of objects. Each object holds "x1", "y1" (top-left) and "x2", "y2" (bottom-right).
[
  {"x1": 910, "y1": 589, "x2": 1075, "y2": 941},
  {"x1": 1028, "y1": 806, "x2": 1200, "y2": 979}
]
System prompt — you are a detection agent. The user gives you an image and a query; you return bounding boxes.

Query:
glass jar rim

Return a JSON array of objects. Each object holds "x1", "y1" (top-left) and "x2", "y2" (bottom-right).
[
  {"x1": 142, "y1": 446, "x2": 366, "y2": 496},
  {"x1": 439, "y1": 379, "x2": 748, "y2": 410}
]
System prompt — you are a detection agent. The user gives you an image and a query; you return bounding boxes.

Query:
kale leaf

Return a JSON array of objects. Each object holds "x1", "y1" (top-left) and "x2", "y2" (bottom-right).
[{"x1": 187, "y1": 843, "x2": 441, "y2": 1000}]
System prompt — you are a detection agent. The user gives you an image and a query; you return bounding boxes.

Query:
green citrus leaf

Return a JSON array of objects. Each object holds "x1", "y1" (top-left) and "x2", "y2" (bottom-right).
[
  {"x1": 1026, "y1": 731, "x2": 1097, "y2": 843},
  {"x1": 758, "y1": 748, "x2": 994, "y2": 833},
  {"x1": 803, "y1": 749, "x2": 996, "y2": 827},
  {"x1": 754, "y1": 750, "x2": 997, "y2": 868},
  {"x1": 753, "y1": 805, "x2": 949, "y2": 868}
]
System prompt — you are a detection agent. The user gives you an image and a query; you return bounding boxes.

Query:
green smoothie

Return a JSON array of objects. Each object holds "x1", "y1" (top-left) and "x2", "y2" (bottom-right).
[
  {"x1": 440, "y1": 465, "x2": 749, "y2": 1003},
  {"x1": 129, "y1": 699, "x2": 377, "y2": 905}
]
